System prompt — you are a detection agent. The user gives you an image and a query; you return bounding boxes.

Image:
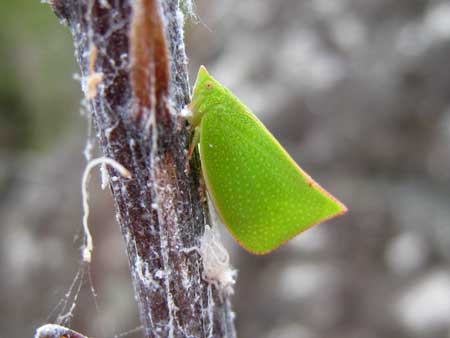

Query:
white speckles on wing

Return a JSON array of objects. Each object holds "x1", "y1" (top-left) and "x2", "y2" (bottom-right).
[{"x1": 200, "y1": 98, "x2": 341, "y2": 252}]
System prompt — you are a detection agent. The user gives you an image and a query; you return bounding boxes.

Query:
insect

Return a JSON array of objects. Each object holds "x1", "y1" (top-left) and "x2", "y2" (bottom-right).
[{"x1": 188, "y1": 66, "x2": 347, "y2": 254}]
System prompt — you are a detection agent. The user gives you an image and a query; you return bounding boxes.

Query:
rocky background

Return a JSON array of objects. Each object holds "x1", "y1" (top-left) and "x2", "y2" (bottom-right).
[{"x1": 1, "y1": 1, "x2": 449, "y2": 338}]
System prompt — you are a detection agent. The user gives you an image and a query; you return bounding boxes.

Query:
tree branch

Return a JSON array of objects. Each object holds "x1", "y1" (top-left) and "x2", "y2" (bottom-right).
[{"x1": 46, "y1": 1, "x2": 237, "y2": 337}]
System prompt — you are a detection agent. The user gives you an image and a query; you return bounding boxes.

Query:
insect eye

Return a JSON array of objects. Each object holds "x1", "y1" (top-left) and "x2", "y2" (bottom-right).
[{"x1": 205, "y1": 81, "x2": 214, "y2": 90}]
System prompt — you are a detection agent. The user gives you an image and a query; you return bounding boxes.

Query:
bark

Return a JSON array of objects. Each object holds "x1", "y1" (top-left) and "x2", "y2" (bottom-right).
[{"x1": 45, "y1": 1, "x2": 237, "y2": 337}]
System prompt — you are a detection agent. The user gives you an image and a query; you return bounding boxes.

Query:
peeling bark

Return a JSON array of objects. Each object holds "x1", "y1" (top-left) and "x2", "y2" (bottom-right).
[{"x1": 46, "y1": 1, "x2": 236, "y2": 337}]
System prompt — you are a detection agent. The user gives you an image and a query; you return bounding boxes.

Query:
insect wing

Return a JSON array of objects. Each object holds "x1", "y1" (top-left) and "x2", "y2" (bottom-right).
[{"x1": 199, "y1": 96, "x2": 346, "y2": 254}]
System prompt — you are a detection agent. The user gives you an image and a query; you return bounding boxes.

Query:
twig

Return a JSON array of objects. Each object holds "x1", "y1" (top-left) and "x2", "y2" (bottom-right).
[{"x1": 47, "y1": 1, "x2": 237, "y2": 337}]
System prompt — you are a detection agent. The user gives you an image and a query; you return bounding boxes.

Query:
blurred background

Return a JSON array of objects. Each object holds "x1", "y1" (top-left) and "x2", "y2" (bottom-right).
[{"x1": 1, "y1": 1, "x2": 450, "y2": 338}]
